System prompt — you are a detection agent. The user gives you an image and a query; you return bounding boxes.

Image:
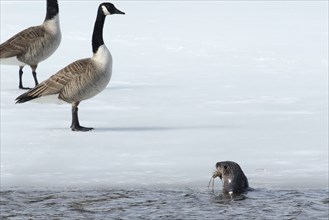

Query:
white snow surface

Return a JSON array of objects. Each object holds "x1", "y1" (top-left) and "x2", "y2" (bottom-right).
[{"x1": 1, "y1": 1, "x2": 328, "y2": 189}]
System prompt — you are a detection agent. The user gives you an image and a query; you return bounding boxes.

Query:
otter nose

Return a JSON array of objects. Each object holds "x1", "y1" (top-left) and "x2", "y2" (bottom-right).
[{"x1": 215, "y1": 162, "x2": 221, "y2": 168}]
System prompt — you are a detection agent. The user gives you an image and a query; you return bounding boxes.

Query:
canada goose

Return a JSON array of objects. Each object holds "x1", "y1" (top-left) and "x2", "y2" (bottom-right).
[
  {"x1": 0, "y1": 0, "x2": 61, "y2": 89},
  {"x1": 16, "y1": 2, "x2": 124, "y2": 131}
]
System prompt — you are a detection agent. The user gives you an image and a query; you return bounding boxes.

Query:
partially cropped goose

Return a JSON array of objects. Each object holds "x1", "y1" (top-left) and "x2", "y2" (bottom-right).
[
  {"x1": 16, "y1": 2, "x2": 125, "y2": 131},
  {"x1": 0, "y1": 0, "x2": 61, "y2": 89}
]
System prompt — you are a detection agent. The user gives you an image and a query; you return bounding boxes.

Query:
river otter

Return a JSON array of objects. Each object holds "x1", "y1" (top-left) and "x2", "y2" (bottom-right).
[{"x1": 211, "y1": 161, "x2": 249, "y2": 194}]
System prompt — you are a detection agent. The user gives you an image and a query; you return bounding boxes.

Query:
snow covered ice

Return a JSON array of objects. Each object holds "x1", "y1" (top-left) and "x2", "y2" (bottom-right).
[{"x1": 1, "y1": 1, "x2": 328, "y2": 189}]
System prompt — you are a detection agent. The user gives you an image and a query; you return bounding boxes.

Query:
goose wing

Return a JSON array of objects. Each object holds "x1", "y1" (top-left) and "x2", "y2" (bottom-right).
[
  {"x1": 16, "y1": 58, "x2": 91, "y2": 103},
  {"x1": 0, "y1": 25, "x2": 46, "y2": 58}
]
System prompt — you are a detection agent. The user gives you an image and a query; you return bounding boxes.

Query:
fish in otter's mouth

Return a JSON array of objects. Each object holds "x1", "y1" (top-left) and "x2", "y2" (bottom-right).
[
  {"x1": 212, "y1": 168, "x2": 222, "y2": 180},
  {"x1": 211, "y1": 161, "x2": 229, "y2": 180},
  {"x1": 208, "y1": 167, "x2": 223, "y2": 190}
]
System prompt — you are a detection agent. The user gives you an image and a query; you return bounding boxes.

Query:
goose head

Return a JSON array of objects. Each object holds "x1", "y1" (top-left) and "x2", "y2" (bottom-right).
[{"x1": 101, "y1": 2, "x2": 125, "y2": 16}]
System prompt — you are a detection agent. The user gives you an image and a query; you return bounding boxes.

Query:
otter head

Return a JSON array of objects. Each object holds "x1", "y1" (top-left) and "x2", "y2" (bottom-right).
[
  {"x1": 214, "y1": 161, "x2": 241, "y2": 179},
  {"x1": 213, "y1": 161, "x2": 249, "y2": 194}
]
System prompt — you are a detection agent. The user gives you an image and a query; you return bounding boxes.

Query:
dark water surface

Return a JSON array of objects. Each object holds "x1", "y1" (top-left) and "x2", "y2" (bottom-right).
[{"x1": 1, "y1": 187, "x2": 328, "y2": 219}]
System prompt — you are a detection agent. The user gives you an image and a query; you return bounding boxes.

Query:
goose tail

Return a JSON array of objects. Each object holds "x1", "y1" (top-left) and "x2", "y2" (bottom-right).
[
  {"x1": 15, "y1": 92, "x2": 39, "y2": 104},
  {"x1": 15, "y1": 84, "x2": 48, "y2": 104}
]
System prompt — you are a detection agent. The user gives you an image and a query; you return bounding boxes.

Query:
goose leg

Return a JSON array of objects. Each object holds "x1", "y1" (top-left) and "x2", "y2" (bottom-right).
[
  {"x1": 18, "y1": 66, "x2": 29, "y2": 90},
  {"x1": 70, "y1": 102, "x2": 93, "y2": 132},
  {"x1": 31, "y1": 65, "x2": 39, "y2": 87}
]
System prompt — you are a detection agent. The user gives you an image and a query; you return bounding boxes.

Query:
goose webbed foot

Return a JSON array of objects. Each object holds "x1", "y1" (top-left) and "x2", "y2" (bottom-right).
[
  {"x1": 71, "y1": 125, "x2": 94, "y2": 132},
  {"x1": 19, "y1": 86, "x2": 31, "y2": 90}
]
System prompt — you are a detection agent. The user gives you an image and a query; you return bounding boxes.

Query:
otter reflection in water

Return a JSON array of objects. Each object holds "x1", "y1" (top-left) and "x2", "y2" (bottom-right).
[{"x1": 209, "y1": 161, "x2": 250, "y2": 195}]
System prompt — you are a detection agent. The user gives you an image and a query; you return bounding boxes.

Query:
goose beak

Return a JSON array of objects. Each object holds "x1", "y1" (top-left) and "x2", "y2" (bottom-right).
[{"x1": 114, "y1": 8, "x2": 125, "y2": 15}]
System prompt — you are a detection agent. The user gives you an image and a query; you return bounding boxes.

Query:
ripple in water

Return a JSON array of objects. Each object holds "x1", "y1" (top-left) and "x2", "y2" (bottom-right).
[{"x1": 1, "y1": 187, "x2": 328, "y2": 219}]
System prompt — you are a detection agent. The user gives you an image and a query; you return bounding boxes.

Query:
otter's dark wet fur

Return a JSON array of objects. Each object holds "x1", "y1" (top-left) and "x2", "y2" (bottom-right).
[{"x1": 214, "y1": 161, "x2": 250, "y2": 194}]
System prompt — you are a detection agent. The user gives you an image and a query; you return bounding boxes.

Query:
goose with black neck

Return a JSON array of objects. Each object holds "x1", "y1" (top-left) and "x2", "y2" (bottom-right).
[
  {"x1": 0, "y1": 0, "x2": 61, "y2": 89},
  {"x1": 15, "y1": 3, "x2": 125, "y2": 132}
]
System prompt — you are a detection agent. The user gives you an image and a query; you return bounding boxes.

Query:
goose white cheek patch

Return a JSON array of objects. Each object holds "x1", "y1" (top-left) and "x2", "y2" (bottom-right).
[{"x1": 101, "y1": 6, "x2": 111, "y2": 15}]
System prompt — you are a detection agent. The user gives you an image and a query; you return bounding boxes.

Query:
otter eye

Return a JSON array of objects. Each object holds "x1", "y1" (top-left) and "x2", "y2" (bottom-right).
[{"x1": 224, "y1": 165, "x2": 228, "y2": 169}]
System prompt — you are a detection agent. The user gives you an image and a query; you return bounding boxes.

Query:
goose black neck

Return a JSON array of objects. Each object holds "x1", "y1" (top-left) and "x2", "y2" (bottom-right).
[
  {"x1": 92, "y1": 7, "x2": 106, "y2": 54},
  {"x1": 45, "y1": 0, "x2": 59, "y2": 21}
]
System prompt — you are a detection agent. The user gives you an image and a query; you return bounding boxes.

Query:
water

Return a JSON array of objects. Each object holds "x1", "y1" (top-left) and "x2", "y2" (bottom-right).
[{"x1": 1, "y1": 186, "x2": 328, "y2": 219}]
